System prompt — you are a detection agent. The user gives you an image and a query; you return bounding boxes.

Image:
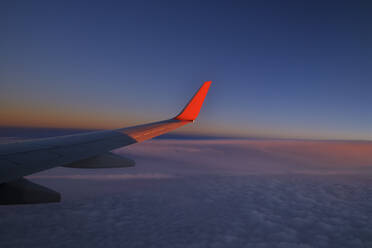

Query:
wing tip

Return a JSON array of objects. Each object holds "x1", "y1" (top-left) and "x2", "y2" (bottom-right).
[{"x1": 174, "y1": 81, "x2": 212, "y2": 121}]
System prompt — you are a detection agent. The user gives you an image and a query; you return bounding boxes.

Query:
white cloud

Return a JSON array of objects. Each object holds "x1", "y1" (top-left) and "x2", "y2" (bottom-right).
[
  {"x1": 2, "y1": 139, "x2": 372, "y2": 248},
  {"x1": 1, "y1": 174, "x2": 372, "y2": 248}
]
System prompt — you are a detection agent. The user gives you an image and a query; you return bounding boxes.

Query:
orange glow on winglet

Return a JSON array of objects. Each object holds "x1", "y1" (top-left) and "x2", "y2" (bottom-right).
[{"x1": 174, "y1": 81, "x2": 212, "y2": 121}]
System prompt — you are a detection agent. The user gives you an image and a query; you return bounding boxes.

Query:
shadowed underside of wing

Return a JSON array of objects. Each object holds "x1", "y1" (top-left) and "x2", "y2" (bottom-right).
[
  {"x1": 0, "y1": 81, "x2": 212, "y2": 204},
  {"x1": 63, "y1": 152, "x2": 135, "y2": 169},
  {"x1": 0, "y1": 178, "x2": 61, "y2": 205}
]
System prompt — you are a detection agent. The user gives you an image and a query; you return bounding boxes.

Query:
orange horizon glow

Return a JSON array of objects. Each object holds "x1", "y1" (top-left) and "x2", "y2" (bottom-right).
[{"x1": 1, "y1": 99, "x2": 371, "y2": 141}]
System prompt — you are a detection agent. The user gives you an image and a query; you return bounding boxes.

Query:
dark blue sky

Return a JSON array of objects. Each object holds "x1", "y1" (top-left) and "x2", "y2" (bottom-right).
[{"x1": 1, "y1": 0, "x2": 371, "y2": 139}]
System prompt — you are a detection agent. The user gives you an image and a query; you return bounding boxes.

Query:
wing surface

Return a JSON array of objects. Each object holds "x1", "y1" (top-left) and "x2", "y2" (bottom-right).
[{"x1": 0, "y1": 81, "x2": 212, "y2": 185}]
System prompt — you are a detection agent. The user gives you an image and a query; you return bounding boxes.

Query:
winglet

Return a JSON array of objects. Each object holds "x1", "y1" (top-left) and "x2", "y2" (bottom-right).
[{"x1": 174, "y1": 81, "x2": 212, "y2": 121}]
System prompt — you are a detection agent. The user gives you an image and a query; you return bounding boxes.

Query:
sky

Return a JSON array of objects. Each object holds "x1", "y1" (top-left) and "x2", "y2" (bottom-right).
[{"x1": 1, "y1": 0, "x2": 371, "y2": 140}]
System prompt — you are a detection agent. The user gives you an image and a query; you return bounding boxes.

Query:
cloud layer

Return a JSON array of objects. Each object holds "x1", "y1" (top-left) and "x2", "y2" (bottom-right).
[
  {"x1": 116, "y1": 139, "x2": 372, "y2": 175},
  {"x1": 1, "y1": 139, "x2": 372, "y2": 248},
  {"x1": 1, "y1": 175, "x2": 372, "y2": 248}
]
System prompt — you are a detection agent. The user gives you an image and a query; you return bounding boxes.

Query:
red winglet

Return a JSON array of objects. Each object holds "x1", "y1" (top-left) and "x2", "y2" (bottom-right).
[{"x1": 174, "y1": 81, "x2": 212, "y2": 121}]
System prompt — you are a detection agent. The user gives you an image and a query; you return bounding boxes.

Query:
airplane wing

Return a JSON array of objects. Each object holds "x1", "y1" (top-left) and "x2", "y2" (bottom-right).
[{"x1": 0, "y1": 81, "x2": 212, "y2": 204}]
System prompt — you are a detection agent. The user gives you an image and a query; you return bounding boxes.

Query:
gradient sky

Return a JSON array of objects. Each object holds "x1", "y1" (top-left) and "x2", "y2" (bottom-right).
[{"x1": 1, "y1": 0, "x2": 371, "y2": 140}]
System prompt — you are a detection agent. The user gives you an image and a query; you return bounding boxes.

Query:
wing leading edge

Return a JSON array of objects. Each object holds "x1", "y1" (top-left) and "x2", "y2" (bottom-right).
[{"x1": 0, "y1": 81, "x2": 212, "y2": 204}]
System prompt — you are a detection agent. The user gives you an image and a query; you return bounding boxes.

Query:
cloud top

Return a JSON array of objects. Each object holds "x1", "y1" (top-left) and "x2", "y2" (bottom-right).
[{"x1": 116, "y1": 139, "x2": 372, "y2": 175}]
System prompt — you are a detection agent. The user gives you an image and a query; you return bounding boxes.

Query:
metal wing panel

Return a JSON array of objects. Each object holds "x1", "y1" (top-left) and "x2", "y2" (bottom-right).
[
  {"x1": 0, "y1": 120, "x2": 189, "y2": 183},
  {"x1": 48, "y1": 134, "x2": 136, "y2": 165},
  {"x1": 0, "y1": 151, "x2": 61, "y2": 183},
  {"x1": 118, "y1": 119, "x2": 191, "y2": 142},
  {"x1": 0, "y1": 81, "x2": 212, "y2": 185},
  {"x1": 0, "y1": 131, "x2": 137, "y2": 183},
  {"x1": 0, "y1": 130, "x2": 117, "y2": 156},
  {"x1": 0, "y1": 158, "x2": 20, "y2": 184}
]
